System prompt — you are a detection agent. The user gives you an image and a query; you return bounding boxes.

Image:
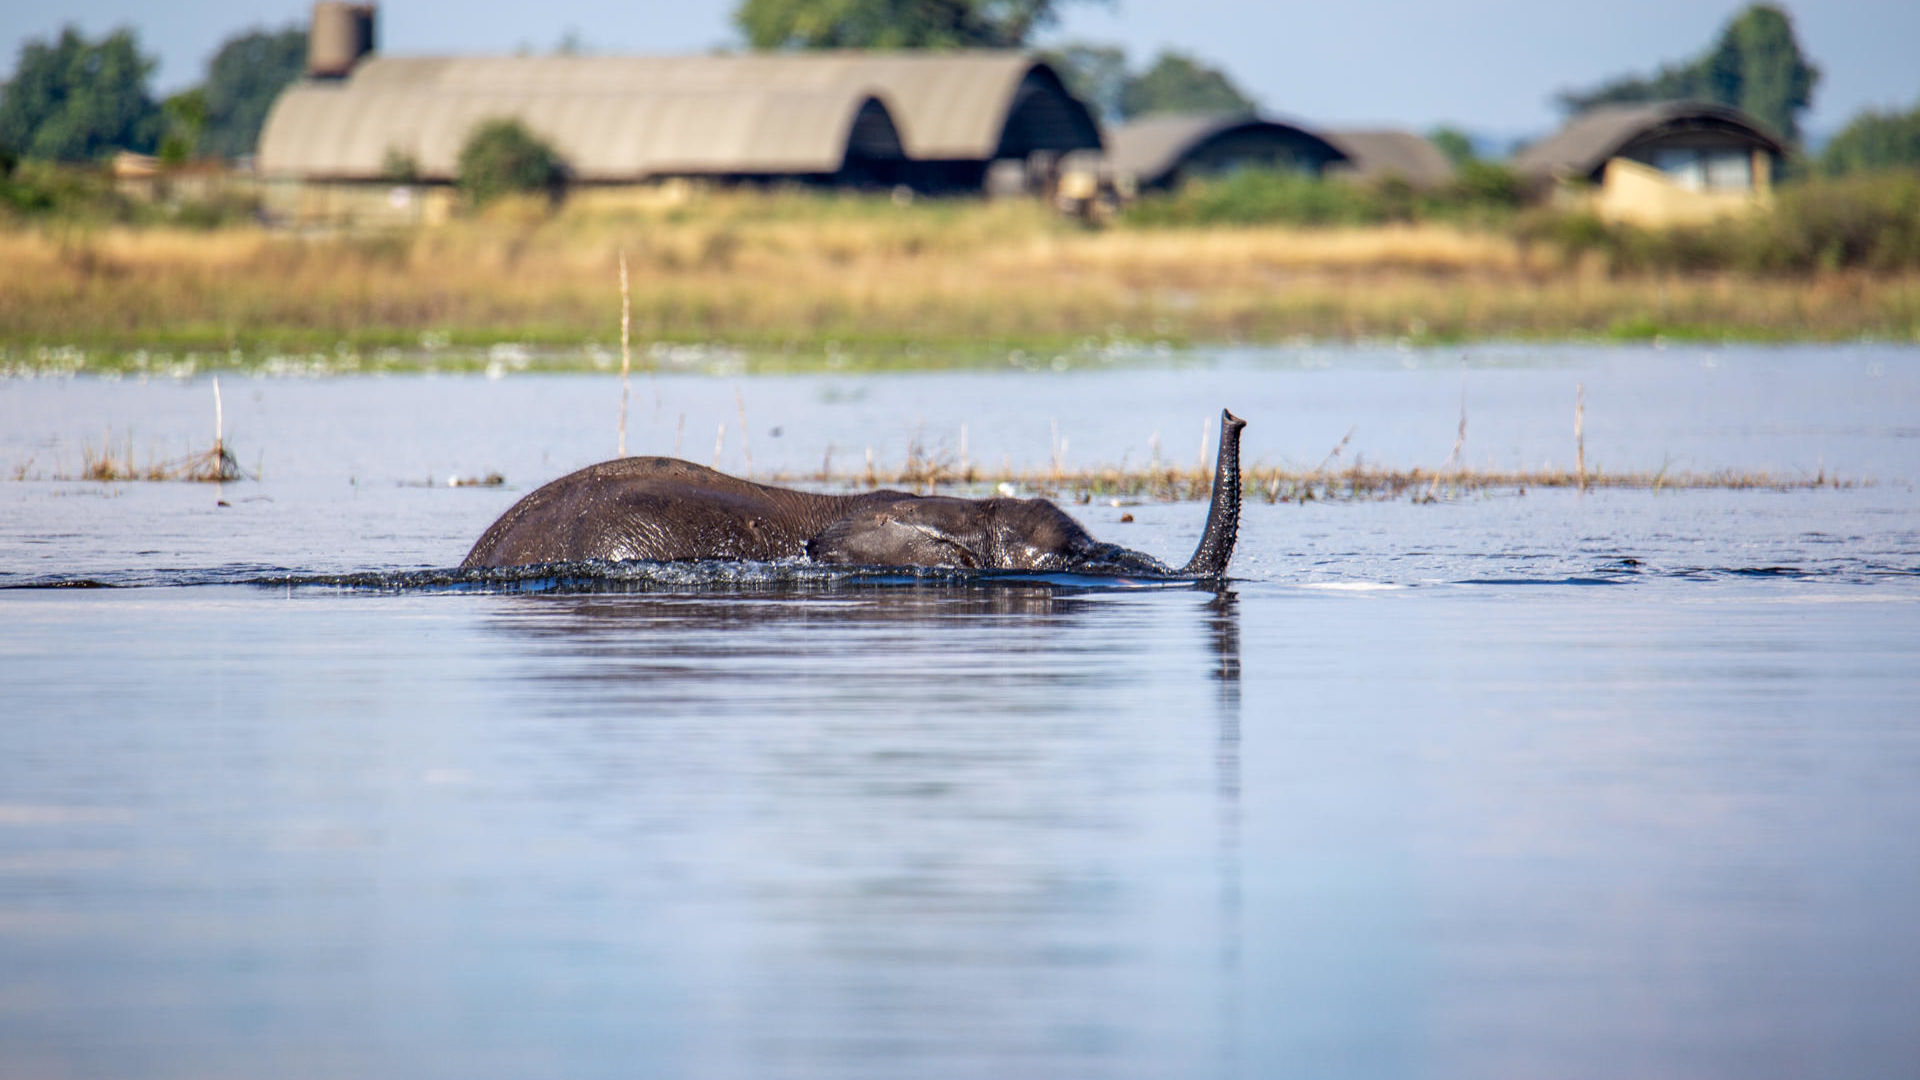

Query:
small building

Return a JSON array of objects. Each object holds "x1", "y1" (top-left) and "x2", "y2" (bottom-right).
[
  {"x1": 1322, "y1": 129, "x2": 1455, "y2": 189},
  {"x1": 1102, "y1": 112, "x2": 1350, "y2": 192},
  {"x1": 255, "y1": 4, "x2": 1101, "y2": 218},
  {"x1": 1513, "y1": 102, "x2": 1786, "y2": 226}
]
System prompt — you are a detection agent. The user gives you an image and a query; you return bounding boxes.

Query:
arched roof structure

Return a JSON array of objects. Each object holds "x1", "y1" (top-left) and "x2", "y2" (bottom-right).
[
  {"x1": 1322, "y1": 130, "x2": 1456, "y2": 189},
  {"x1": 257, "y1": 52, "x2": 1098, "y2": 183},
  {"x1": 1512, "y1": 102, "x2": 1787, "y2": 185},
  {"x1": 1105, "y1": 113, "x2": 1348, "y2": 190}
]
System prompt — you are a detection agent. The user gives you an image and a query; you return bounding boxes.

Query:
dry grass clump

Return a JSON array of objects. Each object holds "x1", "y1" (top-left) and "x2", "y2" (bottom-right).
[
  {"x1": 62, "y1": 379, "x2": 246, "y2": 483},
  {"x1": 74, "y1": 429, "x2": 243, "y2": 482}
]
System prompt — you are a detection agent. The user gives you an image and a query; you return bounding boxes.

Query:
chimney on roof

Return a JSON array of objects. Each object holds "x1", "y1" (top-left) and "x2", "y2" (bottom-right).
[{"x1": 309, "y1": 2, "x2": 377, "y2": 79}]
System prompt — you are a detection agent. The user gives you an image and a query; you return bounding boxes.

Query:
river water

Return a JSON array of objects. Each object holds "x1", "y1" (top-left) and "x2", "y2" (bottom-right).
[{"x1": 3, "y1": 344, "x2": 1918, "y2": 1078}]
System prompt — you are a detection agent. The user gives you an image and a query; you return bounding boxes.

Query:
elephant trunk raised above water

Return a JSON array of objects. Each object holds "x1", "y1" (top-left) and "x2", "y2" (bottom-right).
[{"x1": 462, "y1": 409, "x2": 1246, "y2": 578}]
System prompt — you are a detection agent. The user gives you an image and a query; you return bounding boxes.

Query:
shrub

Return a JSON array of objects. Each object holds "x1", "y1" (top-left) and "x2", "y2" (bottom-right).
[
  {"x1": 0, "y1": 160, "x2": 130, "y2": 220},
  {"x1": 1123, "y1": 163, "x2": 1526, "y2": 229},
  {"x1": 1124, "y1": 170, "x2": 1391, "y2": 227},
  {"x1": 456, "y1": 119, "x2": 563, "y2": 206},
  {"x1": 1446, "y1": 161, "x2": 1523, "y2": 210},
  {"x1": 1761, "y1": 172, "x2": 1920, "y2": 271}
]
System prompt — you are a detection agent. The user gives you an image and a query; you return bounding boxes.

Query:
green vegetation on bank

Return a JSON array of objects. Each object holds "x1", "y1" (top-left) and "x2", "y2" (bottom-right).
[{"x1": 1124, "y1": 164, "x2": 1524, "y2": 228}]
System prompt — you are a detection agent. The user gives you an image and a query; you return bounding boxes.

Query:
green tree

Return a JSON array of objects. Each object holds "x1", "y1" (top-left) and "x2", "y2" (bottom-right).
[
  {"x1": 159, "y1": 87, "x2": 207, "y2": 164},
  {"x1": 1118, "y1": 50, "x2": 1256, "y2": 120},
  {"x1": 0, "y1": 26, "x2": 162, "y2": 161},
  {"x1": 199, "y1": 26, "x2": 308, "y2": 160},
  {"x1": 457, "y1": 118, "x2": 563, "y2": 205},
  {"x1": 1819, "y1": 100, "x2": 1920, "y2": 176},
  {"x1": 1043, "y1": 43, "x2": 1127, "y2": 124},
  {"x1": 1557, "y1": 4, "x2": 1818, "y2": 143},
  {"x1": 735, "y1": 0, "x2": 1095, "y2": 49},
  {"x1": 1429, "y1": 127, "x2": 1476, "y2": 167}
]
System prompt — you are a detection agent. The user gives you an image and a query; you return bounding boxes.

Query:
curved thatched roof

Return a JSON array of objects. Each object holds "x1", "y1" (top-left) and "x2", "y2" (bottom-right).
[
  {"x1": 1322, "y1": 129, "x2": 1455, "y2": 188},
  {"x1": 1106, "y1": 113, "x2": 1349, "y2": 189},
  {"x1": 257, "y1": 52, "x2": 1099, "y2": 181},
  {"x1": 1513, "y1": 102, "x2": 1786, "y2": 184}
]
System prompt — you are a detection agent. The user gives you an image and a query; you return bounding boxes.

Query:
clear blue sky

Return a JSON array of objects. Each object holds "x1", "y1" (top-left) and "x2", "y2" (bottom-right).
[{"x1": 5, "y1": 1, "x2": 1916, "y2": 138}]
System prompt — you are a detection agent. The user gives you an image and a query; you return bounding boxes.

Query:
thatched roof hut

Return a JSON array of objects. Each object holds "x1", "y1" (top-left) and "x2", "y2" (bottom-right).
[
  {"x1": 1322, "y1": 129, "x2": 1456, "y2": 188},
  {"x1": 1103, "y1": 113, "x2": 1349, "y2": 191},
  {"x1": 1513, "y1": 102, "x2": 1785, "y2": 188},
  {"x1": 258, "y1": 52, "x2": 1101, "y2": 190}
]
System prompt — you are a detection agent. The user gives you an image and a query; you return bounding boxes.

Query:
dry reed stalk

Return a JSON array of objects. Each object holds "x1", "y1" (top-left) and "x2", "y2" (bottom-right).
[
  {"x1": 1315, "y1": 425, "x2": 1357, "y2": 474},
  {"x1": 1423, "y1": 393, "x2": 1468, "y2": 503},
  {"x1": 735, "y1": 386, "x2": 753, "y2": 477},
  {"x1": 618, "y1": 250, "x2": 631, "y2": 457},
  {"x1": 712, "y1": 421, "x2": 725, "y2": 469},
  {"x1": 1575, "y1": 382, "x2": 1587, "y2": 493}
]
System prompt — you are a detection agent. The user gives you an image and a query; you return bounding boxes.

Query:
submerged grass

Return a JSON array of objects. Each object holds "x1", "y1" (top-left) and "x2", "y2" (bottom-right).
[
  {"x1": 767, "y1": 457, "x2": 1852, "y2": 502},
  {"x1": 4, "y1": 187, "x2": 1918, "y2": 370}
]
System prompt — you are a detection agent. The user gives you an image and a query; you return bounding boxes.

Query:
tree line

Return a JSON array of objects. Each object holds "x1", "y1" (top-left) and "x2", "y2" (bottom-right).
[
  {"x1": 0, "y1": 24, "x2": 305, "y2": 167},
  {"x1": 2, "y1": 0, "x2": 1916, "y2": 177}
]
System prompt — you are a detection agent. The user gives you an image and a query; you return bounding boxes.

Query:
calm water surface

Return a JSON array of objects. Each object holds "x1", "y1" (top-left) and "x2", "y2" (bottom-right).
[{"x1": 2, "y1": 345, "x2": 1918, "y2": 1078}]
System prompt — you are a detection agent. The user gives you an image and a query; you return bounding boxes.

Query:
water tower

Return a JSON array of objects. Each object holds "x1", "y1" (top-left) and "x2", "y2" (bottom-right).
[{"x1": 308, "y1": 2, "x2": 377, "y2": 78}]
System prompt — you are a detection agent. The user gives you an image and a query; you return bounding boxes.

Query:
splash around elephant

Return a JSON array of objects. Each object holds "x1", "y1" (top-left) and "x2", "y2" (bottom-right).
[{"x1": 462, "y1": 409, "x2": 1245, "y2": 579}]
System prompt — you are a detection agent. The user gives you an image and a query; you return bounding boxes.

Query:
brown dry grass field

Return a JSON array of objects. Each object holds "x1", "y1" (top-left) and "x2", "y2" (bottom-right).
[{"x1": 4, "y1": 190, "x2": 1917, "y2": 369}]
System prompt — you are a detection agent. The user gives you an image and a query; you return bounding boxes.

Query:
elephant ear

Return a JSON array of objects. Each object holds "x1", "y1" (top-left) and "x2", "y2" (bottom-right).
[{"x1": 807, "y1": 508, "x2": 986, "y2": 568}]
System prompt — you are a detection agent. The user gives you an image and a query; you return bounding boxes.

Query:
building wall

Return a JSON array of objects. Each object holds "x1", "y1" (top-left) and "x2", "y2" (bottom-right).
[
  {"x1": 1584, "y1": 155, "x2": 1773, "y2": 227},
  {"x1": 259, "y1": 179, "x2": 457, "y2": 227}
]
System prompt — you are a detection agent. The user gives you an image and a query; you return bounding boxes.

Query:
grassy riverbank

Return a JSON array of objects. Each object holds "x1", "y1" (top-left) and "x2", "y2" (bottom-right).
[{"x1": 4, "y1": 187, "x2": 1918, "y2": 372}]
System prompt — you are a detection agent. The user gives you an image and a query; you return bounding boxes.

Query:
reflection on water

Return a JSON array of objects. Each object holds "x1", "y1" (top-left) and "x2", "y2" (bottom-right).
[{"x1": 462, "y1": 585, "x2": 1247, "y2": 1077}]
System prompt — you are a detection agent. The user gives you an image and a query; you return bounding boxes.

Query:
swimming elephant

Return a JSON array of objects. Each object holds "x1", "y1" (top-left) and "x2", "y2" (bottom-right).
[{"x1": 462, "y1": 409, "x2": 1245, "y2": 578}]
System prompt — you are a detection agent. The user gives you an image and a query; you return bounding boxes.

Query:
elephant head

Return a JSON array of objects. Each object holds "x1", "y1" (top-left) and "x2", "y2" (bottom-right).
[{"x1": 806, "y1": 409, "x2": 1246, "y2": 578}]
